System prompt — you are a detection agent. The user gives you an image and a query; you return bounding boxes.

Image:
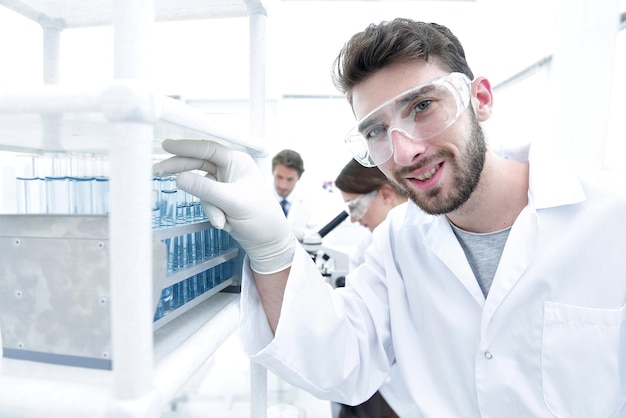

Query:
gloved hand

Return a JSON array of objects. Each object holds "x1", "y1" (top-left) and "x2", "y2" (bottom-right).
[{"x1": 153, "y1": 139, "x2": 296, "y2": 275}]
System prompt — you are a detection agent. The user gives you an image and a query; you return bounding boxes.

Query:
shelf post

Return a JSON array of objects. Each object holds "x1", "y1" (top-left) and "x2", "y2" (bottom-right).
[
  {"x1": 41, "y1": 23, "x2": 62, "y2": 150},
  {"x1": 248, "y1": 3, "x2": 269, "y2": 418},
  {"x1": 109, "y1": 0, "x2": 155, "y2": 405}
]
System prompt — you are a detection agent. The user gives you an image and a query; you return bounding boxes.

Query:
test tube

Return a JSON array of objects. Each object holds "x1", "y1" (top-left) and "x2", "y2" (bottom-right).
[
  {"x1": 171, "y1": 282, "x2": 184, "y2": 310},
  {"x1": 163, "y1": 237, "x2": 175, "y2": 274},
  {"x1": 175, "y1": 189, "x2": 189, "y2": 225},
  {"x1": 190, "y1": 194, "x2": 204, "y2": 222},
  {"x1": 207, "y1": 265, "x2": 218, "y2": 289},
  {"x1": 218, "y1": 229, "x2": 230, "y2": 253},
  {"x1": 186, "y1": 231, "x2": 196, "y2": 267},
  {"x1": 69, "y1": 176, "x2": 95, "y2": 214},
  {"x1": 196, "y1": 271, "x2": 207, "y2": 294},
  {"x1": 207, "y1": 228, "x2": 219, "y2": 257},
  {"x1": 185, "y1": 276, "x2": 197, "y2": 303},
  {"x1": 167, "y1": 235, "x2": 187, "y2": 272},
  {"x1": 93, "y1": 176, "x2": 109, "y2": 214},
  {"x1": 45, "y1": 176, "x2": 70, "y2": 214},
  {"x1": 221, "y1": 260, "x2": 232, "y2": 284},
  {"x1": 160, "y1": 286, "x2": 174, "y2": 316},
  {"x1": 151, "y1": 189, "x2": 160, "y2": 228},
  {"x1": 16, "y1": 176, "x2": 44, "y2": 214},
  {"x1": 194, "y1": 228, "x2": 205, "y2": 263},
  {"x1": 161, "y1": 176, "x2": 177, "y2": 192},
  {"x1": 15, "y1": 154, "x2": 43, "y2": 214},
  {"x1": 160, "y1": 189, "x2": 178, "y2": 227}
]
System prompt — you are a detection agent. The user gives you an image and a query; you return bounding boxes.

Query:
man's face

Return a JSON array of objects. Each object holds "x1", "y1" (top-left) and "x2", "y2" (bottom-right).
[
  {"x1": 273, "y1": 164, "x2": 300, "y2": 198},
  {"x1": 351, "y1": 60, "x2": 486, "y2": 215}
]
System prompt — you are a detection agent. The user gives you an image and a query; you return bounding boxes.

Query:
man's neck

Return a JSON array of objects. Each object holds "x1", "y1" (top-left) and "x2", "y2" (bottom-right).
[{"x1": 447, "y1": 152, "x2": 529, "y2": 233}]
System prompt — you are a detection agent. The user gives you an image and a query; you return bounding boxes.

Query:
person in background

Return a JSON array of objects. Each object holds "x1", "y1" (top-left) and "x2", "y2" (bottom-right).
[
  {"x1": 335, "y1": 159, "x2": 407, "y2": 271},
  {"x1": 332, "y1": 158, "x2": 408, "y2": 418},
  {"x1": 271, "y1": 149, "x2": 317, "y2": 241},
  {"x1": 154, "y1": 18, "x2": 626, "y2": 417}
]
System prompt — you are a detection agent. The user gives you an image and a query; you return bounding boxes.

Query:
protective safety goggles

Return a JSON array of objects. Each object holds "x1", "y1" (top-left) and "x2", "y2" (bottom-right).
[
  {"x1": 345, "y1": 72, "x2": 472, "y2": 167},
  {"x1": 345, "y1": 189, "x2": 378, "y2": 220}
]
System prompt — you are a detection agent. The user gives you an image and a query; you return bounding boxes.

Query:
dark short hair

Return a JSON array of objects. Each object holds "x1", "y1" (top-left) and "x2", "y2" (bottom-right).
[
  {"x1": 272, "y1": 149, "x2": 305, "y2": 178},
  {"x1": 335, "y1": 159, "x2": 390, "y2": 194},
  {"x1": 332, "y1": 18, "x2": 474, "y2": 105}
]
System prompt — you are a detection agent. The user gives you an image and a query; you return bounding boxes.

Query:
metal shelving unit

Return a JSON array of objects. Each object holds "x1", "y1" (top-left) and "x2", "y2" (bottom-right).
[{"x1": 0, "y1": 1, "x2": 268, "y2": 417}]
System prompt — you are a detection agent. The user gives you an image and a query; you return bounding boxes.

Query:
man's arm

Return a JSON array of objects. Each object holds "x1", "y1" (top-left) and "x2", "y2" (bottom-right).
[{"x1": 253, "y1": 268, "x2": 289, "y2": 333}]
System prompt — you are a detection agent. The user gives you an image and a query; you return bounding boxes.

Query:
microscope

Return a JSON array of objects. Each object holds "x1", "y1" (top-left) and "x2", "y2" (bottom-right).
[{"x1": 301, "y1": 210, "x2": 351, "y2": 288}]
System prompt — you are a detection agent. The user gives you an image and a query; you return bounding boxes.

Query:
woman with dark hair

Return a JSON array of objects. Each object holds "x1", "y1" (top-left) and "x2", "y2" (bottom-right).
[{"x1": 335, "y1": 159, "x2": 407, "y2": 270}]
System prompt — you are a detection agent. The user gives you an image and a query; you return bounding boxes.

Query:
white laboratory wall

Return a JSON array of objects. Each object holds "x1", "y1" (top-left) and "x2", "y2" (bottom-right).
[
  {"x1": 606, "y1": 28, "x2": 626, "y2": 179},
  {"x1": 486, "y1": 69, "x2": 552, "y2": 155},
  {"x1": 484, "y1": 0, "x2": 626, "y2": 187}
]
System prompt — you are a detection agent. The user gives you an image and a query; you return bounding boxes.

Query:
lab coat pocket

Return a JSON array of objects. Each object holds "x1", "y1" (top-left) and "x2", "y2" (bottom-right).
[{"x1": 542, "y1": 301, "x2": 625, "y2": 418}]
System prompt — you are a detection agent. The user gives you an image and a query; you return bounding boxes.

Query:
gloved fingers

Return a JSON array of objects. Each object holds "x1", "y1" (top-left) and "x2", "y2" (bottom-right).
[
  {"x1": 200, "y1": 201, "x2": 226, "y2": 230},
  {"x1": 203, "y1": 170, "x2": 218, "y2": 182},
  {"x1": 153, "y1": 156, "x2": 216, "y2": 177},
  {"x1": 161, "y1": 139, "x2": 238, "y2": 167},
  {"x1": 176, "y1": 171, "x2": 248, "y2": 217}
]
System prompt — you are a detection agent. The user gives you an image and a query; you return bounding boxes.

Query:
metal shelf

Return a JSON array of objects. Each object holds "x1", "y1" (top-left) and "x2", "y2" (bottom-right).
[
  {"x1": 159, "y1": 248, "x2": 238, "y2": 289},
  {"x1": 0, "y1": 0, "x2": 268, "y2": 416},
  {"x1": 0, "y1": 0, "x2": 264, "y2": 27},
  {"x1": 0, "y1": 86, "x2": 266, "y2": 157},
  {"x1": 0, "y1": 292, "x2": 240, "y2": 417}
]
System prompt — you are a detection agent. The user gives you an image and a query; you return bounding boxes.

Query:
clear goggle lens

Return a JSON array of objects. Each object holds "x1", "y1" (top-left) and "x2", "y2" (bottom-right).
[
  {"x1": 345, "y1": 72, "x2": 472, "y2": 167},
  {"x1": 345, "y1": 189, "x2": 378, "y2": 220}
]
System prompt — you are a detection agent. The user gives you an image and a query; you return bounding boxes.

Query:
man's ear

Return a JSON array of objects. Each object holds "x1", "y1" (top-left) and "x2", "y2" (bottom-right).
[{"x1": 471, "y1": 76, "x2": 494, "y2": 122}]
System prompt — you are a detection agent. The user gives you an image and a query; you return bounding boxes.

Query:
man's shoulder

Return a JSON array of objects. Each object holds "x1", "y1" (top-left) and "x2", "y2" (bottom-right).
[{"x1": 377, "y1": 201, "x2": 436, "y2": 237}]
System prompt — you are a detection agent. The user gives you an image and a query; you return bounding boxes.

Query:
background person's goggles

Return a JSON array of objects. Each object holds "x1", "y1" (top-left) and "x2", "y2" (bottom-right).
[
  {"x1": 345, "y1": 72, "x2": 472, "y2": 167},
  {"x1": 345, "y1": 189, "x2": 378, "y2": 220}
]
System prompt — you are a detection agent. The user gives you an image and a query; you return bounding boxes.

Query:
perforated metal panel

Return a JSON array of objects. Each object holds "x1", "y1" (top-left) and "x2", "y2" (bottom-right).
[{"x1": 0, "y1": 215, "x2": 112, "y2": 369}]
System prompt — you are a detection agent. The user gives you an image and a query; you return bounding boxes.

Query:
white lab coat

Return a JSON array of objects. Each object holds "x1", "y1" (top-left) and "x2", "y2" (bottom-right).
[
  {"x1": 348, "y1": 230, "x2": 416, "y2": 418},
  {"x1": 273, "y1": 182, "x2": 325, "y2": 239},
  {"x1": 241, "y1": 145, "x2": 626, "y2": 417},
  {"x1": 348, "y1": 232, "x2": 371, "y2": 272}
]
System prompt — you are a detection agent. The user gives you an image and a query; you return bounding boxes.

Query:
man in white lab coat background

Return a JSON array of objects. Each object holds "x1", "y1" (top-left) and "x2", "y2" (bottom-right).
[{"x1": 271, "y1": 149, "x2": 322, "y2": 242}]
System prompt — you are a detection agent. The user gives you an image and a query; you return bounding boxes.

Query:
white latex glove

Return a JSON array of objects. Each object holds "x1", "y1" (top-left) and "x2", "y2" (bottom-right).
[{"x1": 153, "y1": 139, "x2": 295, "y2": 274}]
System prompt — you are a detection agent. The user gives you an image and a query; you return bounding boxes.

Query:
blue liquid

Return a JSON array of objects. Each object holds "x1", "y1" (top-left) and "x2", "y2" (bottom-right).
[
  {"x1": 69, "y1": 176, "x2": 95, "y2": 214},
  {"x1": 45, "y1": 176, "x2": 70, "y2": 214},
  {"x1": 93, "y1": 177, "x2": 109, "y2": 214},
  {"x1": 160, "y1": 189, "x2": 178, "y2": 227},
  {"x1": 16, "y1": 177, "x2": 44, "y2": 214}
]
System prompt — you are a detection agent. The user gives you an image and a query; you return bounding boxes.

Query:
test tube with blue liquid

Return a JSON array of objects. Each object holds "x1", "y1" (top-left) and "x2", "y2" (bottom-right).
[
  {"x1": 221, "y1": 260, "x2": 232, "y2": 285},
  {"x1": 219, "y1": 229, "x2": 230, "y2": 253},
  {"x1": 45, "y1": 176, "x2": 70, "y2": 214},
  {"x1": 16, "y1": 176, "x2": 44, "y2": 214},
  {"x1": 93, "y1": 176, "x2": 109, "y2": 214},
  {"x1": 160, "y1": 188, "x2": 178, "y2": 227},
  {"x1": 69, "y1": 176, "x2": 94, "y2": 214}
]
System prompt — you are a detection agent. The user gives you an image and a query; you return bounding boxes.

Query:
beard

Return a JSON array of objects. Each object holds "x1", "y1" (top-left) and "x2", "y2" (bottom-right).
[{"x1": 390, "y1": 114, "x2": 487, "y2": 215}]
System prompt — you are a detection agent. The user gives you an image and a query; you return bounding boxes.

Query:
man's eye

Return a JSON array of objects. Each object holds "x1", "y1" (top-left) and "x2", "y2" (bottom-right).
[
  {"x1": 364, "y1": 125, "x2": 387, "y2": 141},
  {"x1": 414, "y1": 99, "x2": 432, "y2": 113}
]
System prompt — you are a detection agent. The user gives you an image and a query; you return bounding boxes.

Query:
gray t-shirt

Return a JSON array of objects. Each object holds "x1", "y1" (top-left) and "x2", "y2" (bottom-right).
[{"x1": 449, "y1": 222, "x2": 511, "y2": 297}]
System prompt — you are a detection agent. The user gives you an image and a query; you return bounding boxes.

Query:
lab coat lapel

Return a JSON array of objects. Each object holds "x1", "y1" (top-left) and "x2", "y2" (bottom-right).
[
  {"x1": 425, "y1": 215, "x2": 485, "y2": 307},
  {"x1": 480, "y1": 202, "x2": 539, "y2": 330}
]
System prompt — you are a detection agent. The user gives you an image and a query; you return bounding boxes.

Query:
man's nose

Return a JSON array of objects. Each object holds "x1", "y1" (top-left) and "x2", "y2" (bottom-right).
[{"x1": 389, "y1": 127, "x2": 426, "y2": 166}]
